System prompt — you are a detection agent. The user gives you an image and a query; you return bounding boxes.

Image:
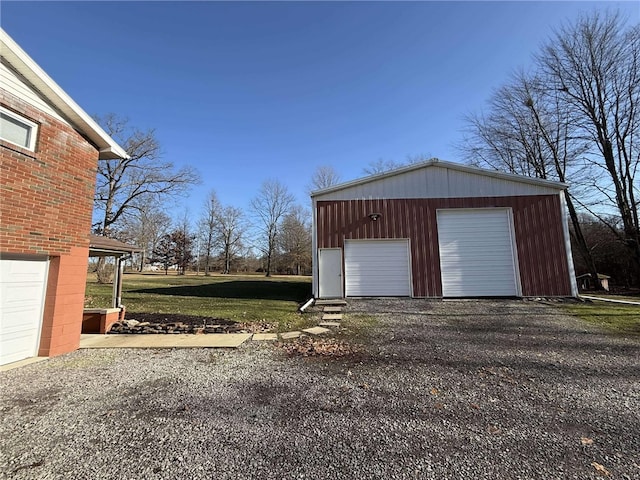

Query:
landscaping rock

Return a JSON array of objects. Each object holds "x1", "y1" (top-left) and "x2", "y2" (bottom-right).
[{"x1": 108, "y1": 321, "x2": 243, "y2": 335}]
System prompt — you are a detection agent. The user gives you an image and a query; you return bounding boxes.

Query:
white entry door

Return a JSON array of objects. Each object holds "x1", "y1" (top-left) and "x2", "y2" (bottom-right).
[
  {"x1": 0, "y1": 258, "x2": 48, "y2": 365},
  {"x1": 437, "y1": 209, "x2": 520, "y2": 297},
  {"x1": 318, "y1": 248, "x2": 343, "y2": 298}
]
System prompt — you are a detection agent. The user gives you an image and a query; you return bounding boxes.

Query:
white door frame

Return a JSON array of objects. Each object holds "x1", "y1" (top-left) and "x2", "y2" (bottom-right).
[{"x1": 318, "y1": 248, "x2": 343, "y2": 298}]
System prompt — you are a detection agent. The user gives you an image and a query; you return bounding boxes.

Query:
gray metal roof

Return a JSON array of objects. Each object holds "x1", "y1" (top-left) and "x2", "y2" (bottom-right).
[{"x1": 312, "y1": 158, "x2": 567, "y2": 201}]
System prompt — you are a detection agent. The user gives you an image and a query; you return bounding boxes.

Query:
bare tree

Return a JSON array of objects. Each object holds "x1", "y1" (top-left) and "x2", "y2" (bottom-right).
[
  {"x1": 199, "y1": 190, "x2": 220, "y2": 276},
  {"x1": 93, "y1": 114, "x2": 200, "y2": 236},
  {"x1": 309, "y1": 165, "x2": 341, "y2": 192},
  {"x1": 250, "y1": 179, "x2": 294, "y2": 277},
  {"x1": 362, "y1": 158, "x2": 402, "y2": 175},
  {"x1": 278, "y1": 205, "x2": 312, "y2": 275},
  {"x1": 538, "y1": 11, "x2": 640, "y2": 271},
  {"x1": 121, "y1": 199, "x2": 171, "y2": 271},
  {"x1": 362, "y1": 154, "x2": 430, "y2": 176},
  {"x1": 216, "y1": 206, "x2": 246, "y2": 274},
  {"x1": 460, "y1": 71, "x2": 601, "y2": 285}
]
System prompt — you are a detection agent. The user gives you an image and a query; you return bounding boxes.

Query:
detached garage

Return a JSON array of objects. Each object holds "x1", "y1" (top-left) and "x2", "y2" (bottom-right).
[{"x1": 311, "y1": 159, "x2": 577, "y2": 299}]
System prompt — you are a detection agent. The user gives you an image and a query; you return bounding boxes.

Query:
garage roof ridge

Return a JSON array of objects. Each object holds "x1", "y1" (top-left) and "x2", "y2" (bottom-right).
[{"x1": 310, "y1": 158, "x2": 568, "y2": 197}]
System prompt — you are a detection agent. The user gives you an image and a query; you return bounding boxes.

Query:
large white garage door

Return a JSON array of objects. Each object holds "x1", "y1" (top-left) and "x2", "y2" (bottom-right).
[
  {"x1": 437, "y1": 209, "x2": 519, "y2": 297},
  {"x1": 344, "y1": 240, "x2": 411, "y2": 296},
  {"x1": 0, "y1": 258, "x2": 48, "y2": 365}
]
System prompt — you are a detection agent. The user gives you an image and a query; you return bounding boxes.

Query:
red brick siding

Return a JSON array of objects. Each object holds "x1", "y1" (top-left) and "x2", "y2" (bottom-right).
[
  {"x1": 0, "y1": 91, "x2": 99, "y2": 256},
  {"x1": 316, "y1": 195, "x2": 572, "y2": 297},
  {"x1": 1, "y1": 90, "x2": 100, "y2": 357},
  {"x1": 38, "y1": 246, "x2": 89, "y2": 356}
]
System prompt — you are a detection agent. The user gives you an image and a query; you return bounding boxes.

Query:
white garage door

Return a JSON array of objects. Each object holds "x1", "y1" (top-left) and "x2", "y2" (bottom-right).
[
  {"x1": 437, "y1": 209, "x2": 519, "y2": 297},
  {"x1": 0, "y1": 258, "x2": 48, "y2": 365},
  {"x1": 344, "y1": 240, "x2": 411, "y2": 296}
]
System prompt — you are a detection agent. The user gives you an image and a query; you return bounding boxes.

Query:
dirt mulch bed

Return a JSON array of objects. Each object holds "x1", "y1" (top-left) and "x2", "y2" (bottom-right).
[{"x1": 109, "y1": 312, "x2": 274, "y2": 334}]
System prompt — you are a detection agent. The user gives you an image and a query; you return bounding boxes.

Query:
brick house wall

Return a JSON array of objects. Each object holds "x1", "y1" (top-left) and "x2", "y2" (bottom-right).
[{"x1": 0, "y1": 90, "x2": 100, "y2": 356}]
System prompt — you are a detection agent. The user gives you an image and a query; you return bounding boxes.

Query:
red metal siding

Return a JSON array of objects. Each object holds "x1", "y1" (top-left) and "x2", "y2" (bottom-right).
[{"x1": 316, "y1": 195, "x2": 572, "y2": 297}]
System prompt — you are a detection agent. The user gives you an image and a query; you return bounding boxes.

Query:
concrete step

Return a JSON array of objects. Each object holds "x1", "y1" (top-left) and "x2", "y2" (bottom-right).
[
  {"x1": 315, "y1": 299, "x2": 347, "y2": 306},
  {"x1": 322, "y1": 314, "x2": 343, "y2": 321},
  {"x1": 319, "y1": 321, "x2": 341, "y2": 328},
  {"x1": 323, "y1": 306, "x2": 342, "y2": 313}
]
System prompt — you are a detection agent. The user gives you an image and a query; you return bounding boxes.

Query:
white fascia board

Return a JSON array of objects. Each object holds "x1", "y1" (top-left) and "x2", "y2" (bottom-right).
[
  {"x1": 311, "y1": 158, "x2": 567, "y2": 198},
  {"x1": 0, "y1": 29, "x2": 128, "y2": 160}
]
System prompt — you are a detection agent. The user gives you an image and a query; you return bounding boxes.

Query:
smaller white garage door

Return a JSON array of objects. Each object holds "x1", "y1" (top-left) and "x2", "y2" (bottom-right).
[
  {"x1": 0, "y1": 258, "x2": 48, "y2": 366},
  {"x1": 437, "y1": 209, "x2": 519, "y2": 297},
  {"x1": 344, "y1": 240, "x2": 411, "y2": 297}
]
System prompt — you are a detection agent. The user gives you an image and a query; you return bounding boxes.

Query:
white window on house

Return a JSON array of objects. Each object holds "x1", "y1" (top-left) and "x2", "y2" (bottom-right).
[{"x1": 0, "y1": 107, "x2": 38, "y2": 151}]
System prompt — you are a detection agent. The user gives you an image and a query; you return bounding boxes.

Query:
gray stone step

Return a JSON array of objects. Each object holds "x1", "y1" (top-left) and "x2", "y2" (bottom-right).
[
  {"x1": 322, "y1": 314, "x2": 343, "y2": 321},
  {"x1": 252, "y1": 333, "x2": 278, "y2": 341},
  {"x1": 279, "y1": 331, "x2": 302, "y2": 340},
  {"x1": 302, "y1": 326, "x2": 331, "y2": 335}
]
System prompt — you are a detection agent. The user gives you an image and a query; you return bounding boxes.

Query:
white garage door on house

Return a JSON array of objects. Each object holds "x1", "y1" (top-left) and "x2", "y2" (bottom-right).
[
  {"x1": 344, "y1": 240, "x2": 411, "y2": 297},
  {"x1": 0, "y1": 258, "x2": 48, "y2": 366},
  {"x1": 437, "y1": 209, "x2": 520, "y2": 297}
]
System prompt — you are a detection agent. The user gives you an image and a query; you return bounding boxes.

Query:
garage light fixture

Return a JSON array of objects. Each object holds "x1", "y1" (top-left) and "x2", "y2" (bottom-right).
[{"x1": 368, "y1": 213, "x2": 382, "y2": 221}]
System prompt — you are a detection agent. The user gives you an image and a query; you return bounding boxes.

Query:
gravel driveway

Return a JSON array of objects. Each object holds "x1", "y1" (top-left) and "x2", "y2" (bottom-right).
[{"x1": 1, "y1": 299, "x2": 638, "y2": 479}]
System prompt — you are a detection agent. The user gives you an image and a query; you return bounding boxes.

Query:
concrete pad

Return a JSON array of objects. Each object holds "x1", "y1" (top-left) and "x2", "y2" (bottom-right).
[
  {"x1": 581, "y1": 295, "x2": 640, "y2": 305},
  {"x1": 303, "y1": 326, "x2": 331, "y2": 335},
  {"x1": 252, "y1": 333, "x2": 278, "y2": 341},
  {"x1": 279, "y1": 331, "x2": 302, "y2": 340},
  {"x1": 79, "y1": 334, "x2": 251, "y2": 349},
  {"x1": 0, "y1": 357, "x2": 48, "y2": 372},
  {"x1": 319, "y1": 321, "x2": 341, "y2": 328},
  {"x1": 315, "y1": 299, "x2": 347, "y2": 306},
  {"x1": 322, "y1": 314, "x2": 343, "y2": 321},
  {"x1": 323, "y1": 306, "x2": 342, "y2": 312}
]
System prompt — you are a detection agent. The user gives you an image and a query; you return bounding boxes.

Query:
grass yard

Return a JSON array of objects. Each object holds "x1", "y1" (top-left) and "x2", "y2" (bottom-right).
[
  {"x1": 563, "y1": 300, "x2": 640, "y2": 337},
  {"x1": 85, "y1": 273, "x2": 313, "y2": 332}
]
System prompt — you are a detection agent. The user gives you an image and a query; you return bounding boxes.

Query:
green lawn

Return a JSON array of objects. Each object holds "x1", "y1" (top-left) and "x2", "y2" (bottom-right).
[
  {"x1": 564, "y1": 301, "x2": 640, "y2": 337},
  {"x1": 85, "y1": 273, "x2": 313, "y2": 331}
]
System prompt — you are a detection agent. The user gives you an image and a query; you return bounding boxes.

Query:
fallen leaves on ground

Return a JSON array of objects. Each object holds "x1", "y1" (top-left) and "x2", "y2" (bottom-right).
[
  {"x1": 581, "y1": 437, "x2": 594, "y2": 446},
  {"x1": 487, "y1": 425, "x2": 502, "y2": 435},
  {"x1": 278, "y1": 337, "x2": 365, "y2": 358},
  {"x1": 591, "y1": 462, "x2": 611, "y2": 477}
]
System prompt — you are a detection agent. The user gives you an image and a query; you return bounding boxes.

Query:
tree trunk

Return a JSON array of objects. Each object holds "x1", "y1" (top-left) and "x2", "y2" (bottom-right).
[{"x1": 564, "y1": 191, "x2": 602, "y2": 290}]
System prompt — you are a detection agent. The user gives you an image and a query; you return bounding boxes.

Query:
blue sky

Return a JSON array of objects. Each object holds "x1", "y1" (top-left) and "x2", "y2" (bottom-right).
[{"x1": 2, "y1": 1, "x2": 638, "y2": 219}]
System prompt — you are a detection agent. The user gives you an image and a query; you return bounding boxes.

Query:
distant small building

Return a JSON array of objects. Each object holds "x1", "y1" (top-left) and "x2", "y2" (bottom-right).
[{"x1": 576, "y1": 273, "x2": 611, "y2": 292}]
